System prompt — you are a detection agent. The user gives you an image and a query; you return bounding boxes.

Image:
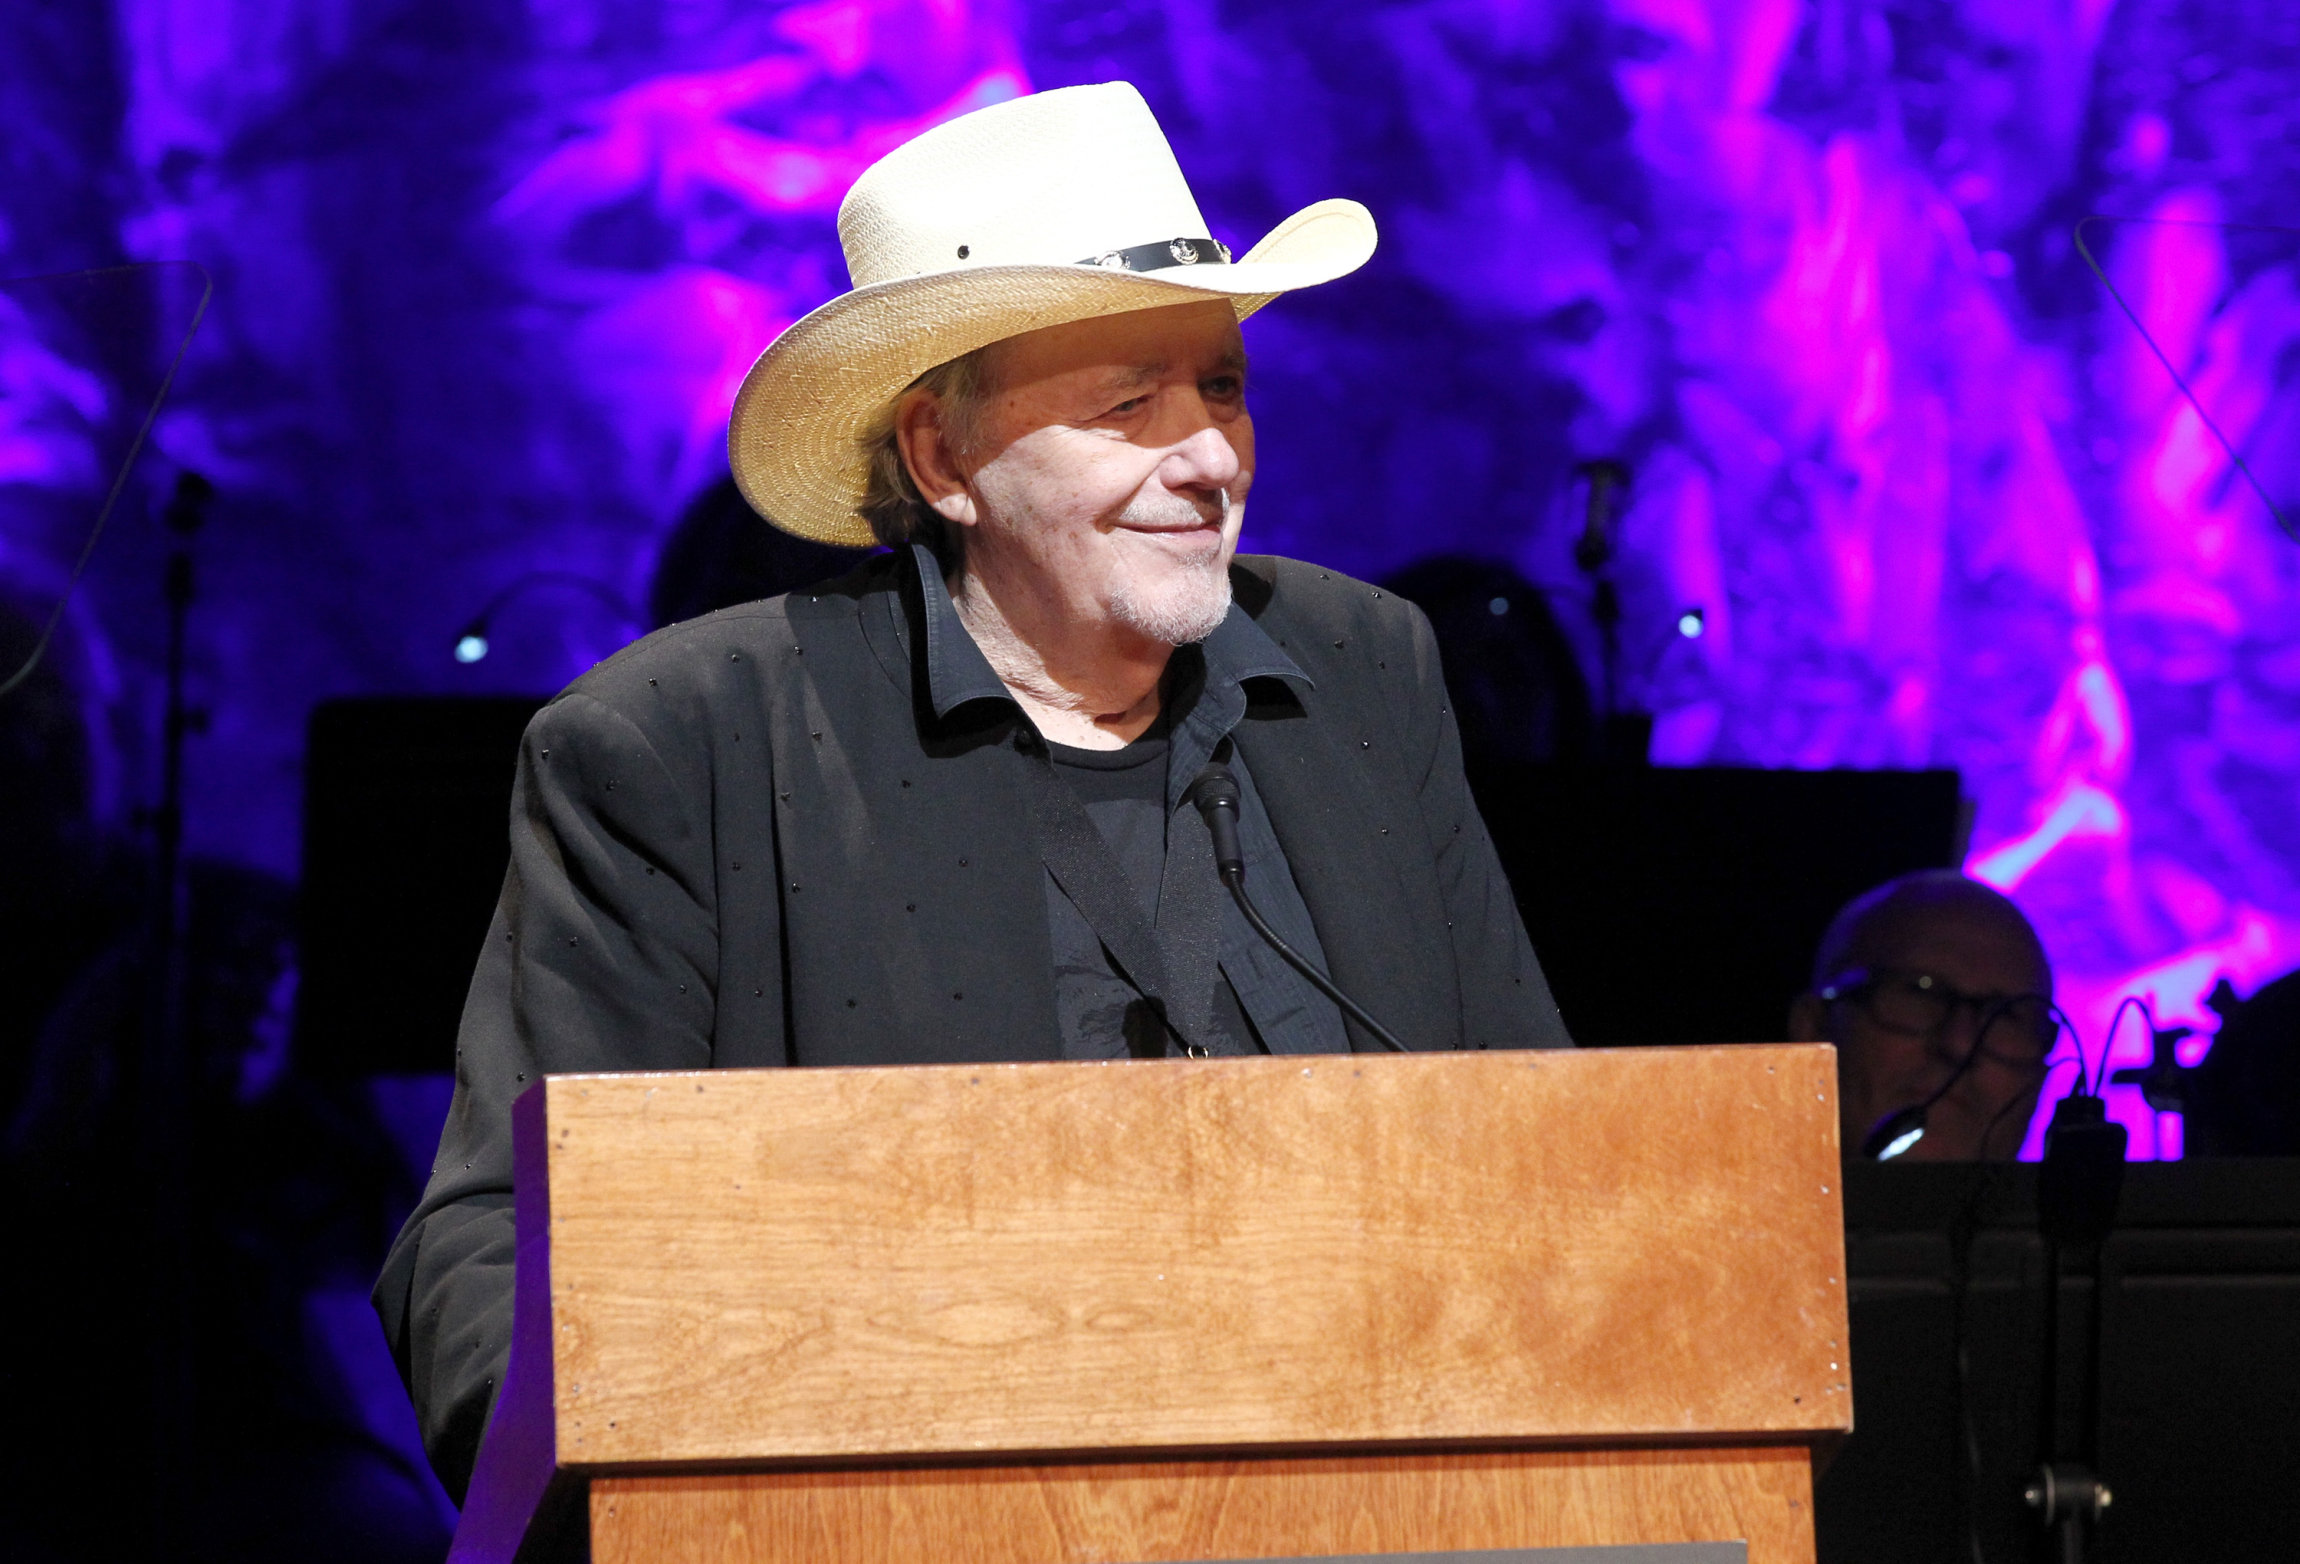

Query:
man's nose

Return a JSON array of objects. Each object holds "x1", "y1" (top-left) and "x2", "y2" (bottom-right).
[
  {"x1": 1159, "y1": 422, "x2": 1242, "y2": 495},
  {"x1": 1930, "y1": 1005, "x2": 1983, "y2": 1066}
]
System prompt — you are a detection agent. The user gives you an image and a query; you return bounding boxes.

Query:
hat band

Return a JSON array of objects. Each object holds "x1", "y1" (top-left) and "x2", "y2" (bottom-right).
[{"x1": 1075, "y1": 236, "x2": 1232, "y2": 273}]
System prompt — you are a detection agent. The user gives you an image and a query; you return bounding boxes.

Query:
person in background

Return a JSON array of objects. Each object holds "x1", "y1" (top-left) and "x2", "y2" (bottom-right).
[{"x1": 1790, "y1": 870, "x2": 2057, "y2": 1161}]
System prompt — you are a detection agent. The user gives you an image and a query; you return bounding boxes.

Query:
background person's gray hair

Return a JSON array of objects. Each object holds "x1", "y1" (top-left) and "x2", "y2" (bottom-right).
[{"x1": 856, "y1": 347, "x2": 994, "y2": 571}]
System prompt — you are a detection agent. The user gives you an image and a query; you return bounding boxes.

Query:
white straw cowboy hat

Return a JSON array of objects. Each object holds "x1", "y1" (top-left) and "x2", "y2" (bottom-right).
[{"x1": 727, "y1": 81, "x2": 1377, "y2": 545}]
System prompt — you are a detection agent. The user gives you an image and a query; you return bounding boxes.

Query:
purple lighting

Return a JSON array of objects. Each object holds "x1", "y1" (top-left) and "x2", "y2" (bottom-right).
[
  {"x1": 0, "y1": 1, "x2": 2296, "y2": 1166},
  {"x1": 493, "y1": 0, "x2": 1031, "y2": 516}
]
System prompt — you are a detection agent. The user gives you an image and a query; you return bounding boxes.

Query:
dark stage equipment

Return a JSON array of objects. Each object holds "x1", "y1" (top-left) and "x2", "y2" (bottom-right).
[
  {"x1": 1819, "y1": 1157, "x2": 2300, "y2": 1564},
  {"x1": 297, "y1": 696, "x2": 543, "y2": 1074},
  {"x1": 300, "y1": 712, "x2": 1963, "y2": 1068},
  {"x1": 1473, "y1": 764, "x2": 1965, "y2": 1044}
]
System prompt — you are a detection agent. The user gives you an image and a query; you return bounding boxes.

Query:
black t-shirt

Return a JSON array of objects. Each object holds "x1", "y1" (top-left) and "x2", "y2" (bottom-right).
[
  {"x1": 1045, "y1": 731, "x2": 1259, "y2": 1056},
  {"x1": 1046, "y1": 733, "x2": 1168, "y2": 919}
]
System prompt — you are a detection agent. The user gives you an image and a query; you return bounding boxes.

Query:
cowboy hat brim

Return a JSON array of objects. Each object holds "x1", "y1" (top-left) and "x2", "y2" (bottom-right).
[{"x1": 728, "y1": 198, "x2": 1376, "y2": 546}]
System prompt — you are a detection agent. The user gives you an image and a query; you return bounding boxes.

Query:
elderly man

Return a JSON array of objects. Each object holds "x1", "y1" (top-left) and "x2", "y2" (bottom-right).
[
  {"x1": 375, "y1": 82, "x2": 1570, "y2": 1499},
  {"x1": 1790, "y1": 870, "x2": 2058, "y2": 1160}
]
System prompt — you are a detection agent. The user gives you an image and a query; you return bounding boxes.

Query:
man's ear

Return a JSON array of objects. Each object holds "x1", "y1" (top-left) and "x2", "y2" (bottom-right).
[
  {"x1": 1787, "y1": 992, "x2": 1829, "y2": 1043},
  {"x1": 894, "y1": 390, "x2": 978, "y2": 527}
]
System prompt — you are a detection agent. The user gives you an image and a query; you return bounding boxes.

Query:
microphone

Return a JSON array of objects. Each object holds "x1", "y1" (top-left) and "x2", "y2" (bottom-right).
[
  {"x1": 1856, "y1": 992, "x2": 2064, "y2": 1159},
  {"x1": 1571, "y1": 457, "x2": 1631, "y2": 576},
  {"x1": 1185, "y1": 764, "x2": 1409, "y2": 1053},
  {"x1": 1190, "y1": 764, "x2": 1248, "y2": 877}
]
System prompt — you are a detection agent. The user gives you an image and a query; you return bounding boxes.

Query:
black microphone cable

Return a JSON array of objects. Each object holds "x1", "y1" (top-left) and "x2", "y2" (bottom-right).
[
  {"x1": 1859, "y1": 991, "x2": 2077, "y2": 1159},
  {"x1": 1184, "y1": 763, "x2": 1409, "y2": 1053}
]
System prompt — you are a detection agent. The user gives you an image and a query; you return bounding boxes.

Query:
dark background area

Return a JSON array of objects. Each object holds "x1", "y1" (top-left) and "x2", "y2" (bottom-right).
[
  {"x1": 298, "y1": 699, "x2": 1965, "y2": 1073},
  {"x1": 1822, "y1": 1159, "x2": 2300, "y2": 1564},
  {"x1": 5, "y1": 0, "x2": 2300, "y2": 1558},
  {"x1": 1476, "y1": 764, "x2": 1964, "y2": 1043}
]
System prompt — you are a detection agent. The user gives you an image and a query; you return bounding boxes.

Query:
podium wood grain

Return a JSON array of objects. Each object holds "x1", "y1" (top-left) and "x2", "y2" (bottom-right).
[
  {"x1": 590, "y1": 1446, "x2": 1816, "y2": 1563},
  {"x1": 455, "y1": 1047, "x2": 1850, "y2": 1564},
  {"x1": 538, "y1": 1048, "x2": 1847, "y2": 1465}
]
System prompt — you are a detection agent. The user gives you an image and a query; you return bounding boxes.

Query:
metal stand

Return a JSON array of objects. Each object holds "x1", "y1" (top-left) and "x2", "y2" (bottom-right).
[
  {"x1": 2027, "y1": 1090, "x2": 2127, "y2": 1563},
  {"x1": 1570, "y1": 458, "x2": 1644, "y2": 764},
  {"x1": 154, "y1": 471, "x2": 213, "y2": 948},
  {"x1": 142, "y1": 470, "x2": 212, "y2": 1548},
  {"x1": 2108, "y1": 1017, "x2": 2206, "y2": 1123}
]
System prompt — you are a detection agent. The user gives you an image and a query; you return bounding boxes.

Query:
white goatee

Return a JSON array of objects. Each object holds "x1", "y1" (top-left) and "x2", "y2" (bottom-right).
[{"x1": 1107, "y1": 491, "x2": 1235, "y2": 646}]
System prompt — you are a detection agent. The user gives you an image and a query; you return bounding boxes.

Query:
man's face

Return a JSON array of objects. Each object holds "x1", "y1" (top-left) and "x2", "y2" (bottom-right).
[
  {"x1": 1821, "y1": 904, "x2": 2055, "y2": 1160},
  {"x1": 952, "y1": 299, "x2": 1252, "y2": 646}
]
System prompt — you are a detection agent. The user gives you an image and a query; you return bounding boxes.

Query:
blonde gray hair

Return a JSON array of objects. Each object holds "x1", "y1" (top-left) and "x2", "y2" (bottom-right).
[{"x1": 856, "y1": 348, "x2": 995, "y2": 569}]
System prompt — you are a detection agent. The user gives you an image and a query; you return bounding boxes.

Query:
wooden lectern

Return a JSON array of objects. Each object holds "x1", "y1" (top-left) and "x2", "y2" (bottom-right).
[{"x1": 451, "y1": 1046, "x2": 1849, "y2": 1563}]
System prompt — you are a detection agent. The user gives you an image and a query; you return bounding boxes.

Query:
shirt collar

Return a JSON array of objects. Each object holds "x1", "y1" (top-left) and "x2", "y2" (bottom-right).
[
  {"x1": 1200, "y1": 592, "x2": 1312, "y2": 693},
  {"x1": 913, "y1": 545, "x2": 1011, "y2": 719},
  {"x1": 911, "y1": 542, "x2": 1313, "y2": 721}
]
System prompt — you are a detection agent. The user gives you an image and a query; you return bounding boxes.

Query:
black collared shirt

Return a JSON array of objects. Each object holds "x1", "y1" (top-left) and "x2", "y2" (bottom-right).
[{"x1": 912, "y1": 545, "x2": 1348, "y2": 1058}]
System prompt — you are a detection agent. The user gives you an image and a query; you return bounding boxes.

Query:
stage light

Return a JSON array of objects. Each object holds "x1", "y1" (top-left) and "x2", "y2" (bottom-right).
[
  {"x1": 1678, "y1": 608, "x2": 1705, "y2": 638},
  {"x1": 452, "y1": 572, "x2": 639, "y2": 668},
  {"x1": 1488, "y1": 596, "x2": 1510, "y2": 616}
]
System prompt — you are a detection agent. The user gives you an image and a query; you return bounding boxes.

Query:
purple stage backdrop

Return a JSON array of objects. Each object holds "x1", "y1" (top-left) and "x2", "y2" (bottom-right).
[{"x1": 4, "y1": 0, "x2": 2298, "y2": 1158}]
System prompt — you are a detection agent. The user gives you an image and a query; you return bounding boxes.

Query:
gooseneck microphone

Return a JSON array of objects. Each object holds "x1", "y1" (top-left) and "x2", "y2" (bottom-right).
[
  {"x1": 1185, "y1": 764, "x2": 1409, "y2": 1053},
  {"x1": 1858, "y1": 992, "x2": 2067, "y2": 1160}
]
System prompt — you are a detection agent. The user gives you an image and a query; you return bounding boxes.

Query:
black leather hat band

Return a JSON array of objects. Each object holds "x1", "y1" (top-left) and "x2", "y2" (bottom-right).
[{"x1": 1073, "y1": 237, "x2": 1232, "y2": 272}]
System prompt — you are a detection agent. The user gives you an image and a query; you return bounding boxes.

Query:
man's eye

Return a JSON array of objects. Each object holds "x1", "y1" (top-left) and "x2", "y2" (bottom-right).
[
  {"x1": 1105, "y1": 396, "x2": 1148, "y2": 416},
  {"x1": 1204, "y1": 375, "x2": 1243, "y2": 398}
]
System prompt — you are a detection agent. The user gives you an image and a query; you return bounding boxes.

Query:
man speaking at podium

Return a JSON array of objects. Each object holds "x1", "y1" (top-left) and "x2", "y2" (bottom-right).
[{"x1": 376, "y1": 82, "x2": 1571, "y2": 1502}]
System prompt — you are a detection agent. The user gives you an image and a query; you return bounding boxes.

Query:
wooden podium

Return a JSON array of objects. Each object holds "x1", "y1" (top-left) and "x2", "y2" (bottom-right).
[{"x1": 450, "y1": 1046, "x2": 1849, "y2": 1563}]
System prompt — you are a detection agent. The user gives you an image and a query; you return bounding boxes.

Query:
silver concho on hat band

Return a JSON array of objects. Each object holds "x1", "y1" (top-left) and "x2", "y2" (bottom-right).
[{"x1": 1073, "y1": 237, "x2": 1232, "y2": 273}]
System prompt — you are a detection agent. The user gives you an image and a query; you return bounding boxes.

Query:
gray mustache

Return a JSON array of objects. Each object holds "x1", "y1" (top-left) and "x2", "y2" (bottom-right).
[{"x1": 1118, "y1": 489, "x2": 1233, "y2": 529}]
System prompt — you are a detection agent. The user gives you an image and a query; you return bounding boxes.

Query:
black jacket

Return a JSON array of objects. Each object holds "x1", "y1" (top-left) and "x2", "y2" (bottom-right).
[{"x1": 374, "y1": 549, "x2": 1571, "y2": 1499}]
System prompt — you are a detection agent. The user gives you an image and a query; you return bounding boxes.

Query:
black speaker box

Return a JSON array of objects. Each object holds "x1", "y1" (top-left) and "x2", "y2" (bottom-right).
[
  {"x1": 297, "y1": 696, "x2": 542, "y2": 1075},
  {"x1": 1472, "y1": 764, "x2": 1965, "y2": 1044}
]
